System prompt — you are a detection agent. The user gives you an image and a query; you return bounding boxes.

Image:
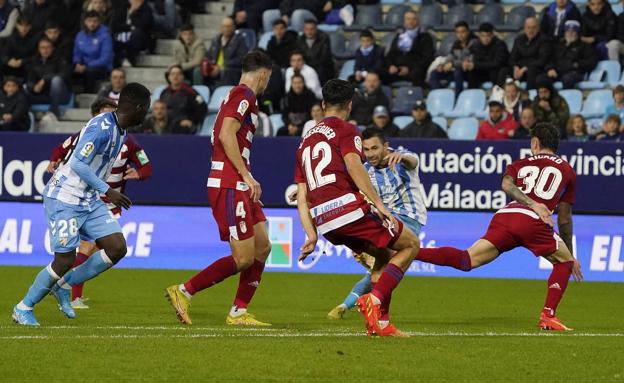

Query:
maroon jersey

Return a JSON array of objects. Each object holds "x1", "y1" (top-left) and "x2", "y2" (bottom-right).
[
  {"x1": 208, "y1": 84, "x2": 258, "y2": 190},
  {"x1": 503, "y1": 154, "x2": 576, "y2": 212},
  {"x1": 294, "y1": 116, "x2": 369, "y2": 235}
]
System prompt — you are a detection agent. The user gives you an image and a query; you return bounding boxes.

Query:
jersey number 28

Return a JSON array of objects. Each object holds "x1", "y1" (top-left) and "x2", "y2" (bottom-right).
[
  {"x1": 302, "y1": 142, "x2": 336, "y2": 190},
  {"x1": 517, "y1": 166, "x2": 563, "y2": 200}
]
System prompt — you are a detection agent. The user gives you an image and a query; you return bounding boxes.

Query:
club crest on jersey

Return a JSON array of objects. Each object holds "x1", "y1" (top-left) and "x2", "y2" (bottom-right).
[
  {"x1": 354, "y1": 136, "x2": 362, "y2": 152},
  {"x1": 239, "y1": 221, "x2": 247, "y2": 234},
  {"x1": 238, "y1": 99, "x2": 249, "y2": 116},
  {"x1": 80, "y1": 142, "x2": 95, "y2": 157}
]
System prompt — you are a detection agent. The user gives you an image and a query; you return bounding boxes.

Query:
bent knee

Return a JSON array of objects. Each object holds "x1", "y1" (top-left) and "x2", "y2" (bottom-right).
[{"x1": 235, "y1": 256, "x2": 255, "y2": 271}]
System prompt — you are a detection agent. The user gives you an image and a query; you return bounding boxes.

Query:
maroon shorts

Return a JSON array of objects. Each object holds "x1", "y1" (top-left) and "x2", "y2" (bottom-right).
[
  {"x1": 208, "y1": 187, "x2": 266, "y2": 242},
  {"x1": 482, "y1": 208, "x2": 561, "y2": 257},
  {"x1": 323, "y1": 213, "x2": 404, "y2": 254}
]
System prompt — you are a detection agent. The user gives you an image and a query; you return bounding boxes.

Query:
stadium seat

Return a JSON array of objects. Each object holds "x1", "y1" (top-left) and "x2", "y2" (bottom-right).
[
  {"x1": 393, "y1": 116, "x2": 413, "y2": 129},
  {"x1": 437, "y1": 5, "x2": 473, "y2": 31},
  {"x1": 613, "y1": 3, "x2": 623, "y2": 14},
  {"x1": 496, "y1": 6, "x2": 535, "y2": 32},
  {"x1": 426, "y1": 89, "x2": 455, "y2": 117},
  {"x1": 236, "y1": 28, "x2": 256, "y2": 50},
  {"x1": 502, "y1": 0, "x2": 526, "y2": 4},
  {"x1": 531, "y1": 0, "x2": 552, "y2": 4},
  {"x1": 31, "y1": 93, "x2": 75, "y2": 115},
  {"x1": 419, "y1": 4, "x2": 443, "y2": 30},
  {"x1": 438, "y1": 33, "x2": 456, "y2": 56},
  {"x1": 444, "y1": 89, "x2": 486, "y2": 118},
  {"x1": 528, "y1": 89, "x2": 537, "y2": 100},
  {"x1": 269, "y1": 113, "x2": 284, "y2": 134},
  {"x1": 208, "y1": 86, "x2": 233, "y2": 113},
  {"x1": 378, "y1": 4, "x2": 410, "y2": 31},
  {"x1": 381, "y1": 0, "x2": 406, "y2": 4},
  {"x1": 338, "y1": 59, "x2": 355, "y2": 80},
  {"x1": 408, "y1": 0, "x2": 422, "y2": 3},
  {"x1": 559, "y1": 89, "x2": 583, "y2": 115},
  {"x1": 329, "y1": 32, "x2": 350, "y2": 58},
  {"x1": 345, "y1": 4, "x2": 382, "y2": 31},
  {"x1": 473, "y1": 3, "x2": 504, "y2": 28},
  {"x1": 317, "y1": 24, "x2": 340, "y2": 32},
  {"x1": 432, "y1": 116, "x2": 448, "y2": 130},
  {"x1": 291, "y1": 9, "x2": 317, "y2": 32},
  {"x1": 580, "y1": 89, "x2": 615, "y2": 118},
  {"x1": 150, "y1": 85, "x2": 166, "y2": 107},
  {"x1": 578, "y1": 60, "x2": 622, "y2": 89},
  {"x1": 192, "y1": 85, "x2": 210, "y2": 104},
  {"x1": 198, "y1": 114, "x2": 217, "y2": 136},
  {"x1": 504, "y1": 33, "x2": 517, "y2": 52},
  {"x1": 448, "y1": 117, "x2": 479, "y2": 140},
  {"x1": 262, "y1": 9, "x2": 280, "y2": 33},
  {"x1": 381, "y1": 32, "x2": 397, "y2": 55},
  {"x1": 343, "y1": 33, "x2": 362, "y2": 58},
  {"x1": 258, "y1": 31, "x2": 272, "y2": 50},
  {"x1": 28, "y1": 112, "x2": 36, "y2": 132},
  {"x1": 391, "y1": 86, "x2": 424, "y2": 115}
]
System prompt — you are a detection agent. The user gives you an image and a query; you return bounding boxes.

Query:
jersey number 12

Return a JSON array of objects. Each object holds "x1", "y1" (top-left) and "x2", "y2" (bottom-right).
[{"x1": 302, "y1": 142, "x2": 336, "y2": 190}]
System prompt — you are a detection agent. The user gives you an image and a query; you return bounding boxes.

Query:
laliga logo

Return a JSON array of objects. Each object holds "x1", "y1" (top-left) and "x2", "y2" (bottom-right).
[
  {"x1": 297, "y1": 238, "x2": 353, "y2": 270},
  {"x1": 0, "y1": 147, "x2": 50, "y2": 198}
]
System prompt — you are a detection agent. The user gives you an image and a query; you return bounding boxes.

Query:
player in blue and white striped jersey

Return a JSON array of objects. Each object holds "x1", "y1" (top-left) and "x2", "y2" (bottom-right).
[
  {"x1": 327, "y1": 127, "x2": 427, "y2": 320},
  {"x1": 12, "y1": 83, "x2": 151, "y2": 326}
]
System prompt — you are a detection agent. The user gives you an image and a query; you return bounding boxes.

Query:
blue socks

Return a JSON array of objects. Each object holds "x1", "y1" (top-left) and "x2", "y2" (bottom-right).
[
  {"x1": 59, "y1": 251, "x2": 113, "y2": 288},
  {"x1": 21, "y1": 264, "x2": 59, "y2": 309},
  {"x1": 342, "y1": 273, "x2": 372, "y2": 309}
]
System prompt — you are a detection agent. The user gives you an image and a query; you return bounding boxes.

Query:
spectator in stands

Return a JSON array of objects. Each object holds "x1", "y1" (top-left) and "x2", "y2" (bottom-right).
[
  {"x1": 567, "y1": 114, "x2": 590, "y2": 141},
  {"x1": 607, "y1": 9, "x2": 624, "y2": 61},
  {"x1": 234, "y1": 0, "x2": 280, "y2": 31},
  {"x1": 83, "y1": 0, "x2": 113, "y2": 27},
  {"x1": 428, "y1": 21, "x2": 476, "y2": 94},
  {"x1": 383, "y1": 10, "x2": 434, "y2": 87},
  {"x1": 160, "y1": 65, "x2": 207, "y2": 134},
  {"x1": 541, "y1": 0, "x2": 582, "y2": 40},
  {"x1": 73, "y1": 11, "x2": 113, "y2": 93},
  {"x1": 352, "y1": 29, "x2": 384, "y2": 84},
  {"x1": 285, "y1": 50, "x2": 322, "y2": 99},
  {"x1": 605, "y1": 85, "x2": 624, "y2": 121},
  {"x1": 538, "y1": 20, "x2": 597, "y2": 89},
  {"x1": 351, "y1": 72, "x2": 389, "y2": 127},
  {"x1": 400, "y1": 100, "x2": 447, "y2": 139},
  {"x1": 532, "y1": 81, "x2": 570, "y2": 138},
  {"x1": 109, "y1": 0, "x2": 154, "y2": 67},
  {"x1": 26, "y1": 37, "x2": 71, "y2": 120},
  {"x1": 0, "y1": 0, "x2": 18, "y2": 39},
  {"x1": 281, "y1": 73, "x2": 317, "y2": 134},
  {"x1": 267, "y1": 19, "x2": 298, "y2": 69},
  {"x1": 44, "y1": 22, "x2": 73, "y2": 63},
  {"x1": 97, "y1": 68, "x2": 126, "y2": 103},
  {"x1": 89, "y1": 97, "x2": 116, "y2": 116},
  {"x1": 296, "y1": 19, "x2": 334, "y2": 84},
  {"x1": 302, "y1": 102, "x2": 324, "y2": 136},
  {"x1": 596, "y1": 114, "x2": 623, "y2": 141},
  {"x1": 1, "y1": 16, "x2": 39, "y2": 79},
  {"x1": 141, "y1": 99, "x2": 171, "y2": 134},
  {"x1": 280, "y1": 0, "x2": 329, "y2": 24},
  {"x1": 498, "y1": 17, "x2": 551, "y2": 90},
  {"x1": 205, "y1": 16, "x2": 248, "y2": 87},
  {"x1": 24, "y1": 0, "x2": 64, "y2": 35},
  {"x1": 369, "y1": 105, "x2": 400, "y2": 137},
  {"x1": 477, "y1": 98, "x2": 518, "y2": 140},
  {"x1": 502, "y1": 79, "x2": 529, "y2": 122},
  {"x1": 173, "y1": 23, "x2": 206, "y2": 85},
  {"x1": 512, "y1": 106, "x2": 536, "y2": 139},
  {"x1": 0, "y1": 76, "x2": 29, "y2": 131},
  {"x1": 581, "y1": 0, "x2": 616, "y2": 59},
  {"x1": 463, "y1": 23, "x2": 508, "y2": 89}
]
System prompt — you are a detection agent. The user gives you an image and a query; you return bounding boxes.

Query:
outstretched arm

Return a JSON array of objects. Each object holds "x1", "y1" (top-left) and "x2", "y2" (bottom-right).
[
  {"x1": 296, "y1": 183, "x2": 317, "y2": 260},
  {"x1": 501, "y1": 175, "x2": 553, "y2": 227}
]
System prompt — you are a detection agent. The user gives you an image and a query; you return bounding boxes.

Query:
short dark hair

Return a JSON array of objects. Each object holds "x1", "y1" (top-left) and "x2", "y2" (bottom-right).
[
  {"x1": 180, "y1": 23, "x2": 194, "y2": 32},
  {"x1": 322, "y1": 79, "x2": 354, "y2": 109},
  {"x1": 2, "y1": 76, "x2": 20, "y2": 86},
  {"x1": 38, "y1": 36, "x2": 53, "y2": 46},
  {"x1": 455, "y1": 21, "x2": 469, "y2": 29},
  {"x1": 242, "y1": 50, "x2": 273, "y2": 72},
  {"x1": 44, "y1": 21, "x2": 60, "y2": 30},
  {"x1": 90, "y1": 98, "x2": 117, "y2": 116},
  {"x1": 360, "y1": 29, "x2": 374, "y2": 39},
  {"x1": 17, "y1": 15, "x2": 32, "y2": 25},
  {"x1": 289, "y1": 50, "x2": 304, "y2": 60},
  {"x1": 531, "y1": 122, "x2": 560, "y2": 152},
  {"x1": 272, "y1": 19, "x2": 287, "y2": 28},
  {"x1": 118, "y1": 82, "x2": 151, "y2": 109},
  {"x1": 478, "y1": 22, "x2": 494, "y2": 33},
  {"x1": 111, "y1": 67, "x2": 126, "y2": 76},
  {"x1": 84, "y1": 10, "x2": 100, "y2": 20},
  {"x1": 303, "y1": 18, "x2": 317, "y2": 26},
  {"x1": 290, "y1": 73, "x2": 305, "y2": 83},
  {"x1": 606, "y1": 113, "x2": 621, "y2": 125},
  {"x1": 362, "y1": 127, "x2": 386, "y2": 143}
]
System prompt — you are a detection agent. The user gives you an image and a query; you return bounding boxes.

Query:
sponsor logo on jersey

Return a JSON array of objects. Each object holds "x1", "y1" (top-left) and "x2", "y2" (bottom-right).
[
  {"x1": 239, "y1": 221, "x2": 247, "y2": 234},
  {"x1": 238, "y1": 100, "x2": 249, "y2": 116},
  {"x1": 136, "y1": 150, "x2": 149, "y2": 165},
  {"x1": 80, "y1": 142, "x2": 95, "y2": 157}
]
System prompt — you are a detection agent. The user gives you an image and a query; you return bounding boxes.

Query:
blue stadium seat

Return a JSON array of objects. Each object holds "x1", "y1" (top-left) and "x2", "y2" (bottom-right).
[
  {"x1": 393, "y1": 116, "x2": 413, "y2": 129},
  {"x1": 473, "y1": 4, "x2": 504, "y2": 28},
  {"x1": 438, "y1": 33, "x2": 456, "y2": 56},
  {"x1": 391, "y1": 86, "x2": 424, "y2": 115},
  {"x1": 437, "y1": 5, "x2": 473, "y2": 31},
  {"x1": 236, "y1": 28, "x2": 257, "y2": 50},
  {"x1": 381, "y1": 32, "x2": 397, "y2": 55},
  {"x1": 613, "y1": 3, "x2": 623, "y2": 14},
  {"x1": 269, "y1": 113, "x2": 284, "y2": 135},
  {"x1": 419, "y1": 4, "x2": 443, "y2": 30},
  {"x1": 28, "y1": 112, "x2": 36, "y2": 132},
  {"x1": 580, "y1": 89, "x2": 615, "y2": 118},
  {"x1": 502, "y1": 0, "x2": 526, "y2": 4},
  {"x1": 381, "y1": 0, "x2": 406, "y2": 4},
  {"x1": 444, "y1": 89, "x2": 486, "y2": 118},
  {"x1": 432, "y1": 116, "x2": 448, "y2": 130},
  {"x1": 559, "y1": 89, "x2": 583, "y2": 115},
  {"x1": 192, "y1": 85, "x2": 210, "y2": 104},
  {"x1": 344, "y1": 4, "x2": 382, "y2": 31},
  {"x1": 378, "y1": 4, "x2": 410, "y2": 31},
  {"x1": 31, "y1": 93, "x2": 75, "y2": 114},
  {"x1": 426, "y1": 89, "x2": 455, "y2": 117},
  {"x1": 329, "y1": 31, "x2": 347, "y2": 57},
  {"x1": 528, "y1": 89, "x2": 537, "y2": 100},
  {"x1": 532, "y1": 0, "x2": 552, "y2": 4},
  {"x1": 448, "y1": 117, "x2": 479, "y2": 140},
  {"x1": 258, "y1": 31, "x2": 272, "y2": 50},
  {"x1": 338, "y1": 60, "x2": 355, "y2": 80},
  {"x1": 151, "y1": 84, "x2": 166, "y2": 107},
  {"x1": 408, "y1": 0, "x2": 422, "y2": 3},
  {"x1": 262, "y1": 9, "x2": 281, "y2": 33},
  {"x1": 496, "y1": 6, "x2": 534, "y2": 32},
  {"x1": 504, "y1": 33, "x2": 517, "y2": 51},
  {"x1": 291, "y1": 9, "x2": 317, "y2": 32},
  {"x1": 198, "y1": 114, "x2": 217, "y2": 136},
  {"x1": 578, "y1": 60, "x2": 622, "y2": 89},
  {"x1": 208, "y1": 86, "x2": 233, "y2": 113},
  {"x1": 317, "y1": 24, "x2": 340, "y2": 32}
]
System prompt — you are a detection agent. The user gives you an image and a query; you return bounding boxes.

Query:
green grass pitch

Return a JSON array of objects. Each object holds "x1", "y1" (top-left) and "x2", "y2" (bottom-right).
[{"x1": 1, "y1": 267, "x2": 623, "y2": 382}]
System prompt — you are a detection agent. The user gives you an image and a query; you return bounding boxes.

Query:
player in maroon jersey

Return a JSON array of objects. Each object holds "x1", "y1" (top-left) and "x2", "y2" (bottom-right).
[
  {"x1": 46, "y1": 98, "x2": 153, "y2": 308},
  {"x1": 294, "y1": 79, "x2": 421, "y2": 337},
  {"x1": 165, "y1": 51, "x2": 273, "y2": 326},
  {"x1": 416, "y1": 123, "x2": 583, "y2": 331}
]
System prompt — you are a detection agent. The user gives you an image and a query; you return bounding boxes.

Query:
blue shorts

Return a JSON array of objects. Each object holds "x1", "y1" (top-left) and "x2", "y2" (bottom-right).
[
  {"x1": 397, "y1": 214, "x2": 422, "y2": 235},
  {"x1": 44, "y1": 196, "x2": 122, "y2": 253}
]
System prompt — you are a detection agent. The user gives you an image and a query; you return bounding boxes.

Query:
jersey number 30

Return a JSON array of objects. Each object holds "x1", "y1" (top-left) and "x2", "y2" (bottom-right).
[
  {"x1": 517, "y1": 166, "x2": 563, "y2": 200},
  {"x1": 302, "y1": 142, "x2": 336, "y2": 190}
]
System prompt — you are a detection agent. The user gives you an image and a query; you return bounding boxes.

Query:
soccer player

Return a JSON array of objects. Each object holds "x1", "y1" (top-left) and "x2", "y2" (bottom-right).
[
  {"x1": 46, "y1": 98, "x2": 153, "y2": 309},
  {"x1": 294, "y1": 79, "x2": 420, "y2": 337},
  {"x1": 165, "y1": 51, "x2": 273, "y2": 326},
  {"x1": 12, "y1": 83, "x2": 151, "y2": 326},
  {"x1": 416, "y1": 123, "x2": 583, "y2": 331},
  {"x1": 327, "y1": 127, "x2": 427, "y2": 320}
]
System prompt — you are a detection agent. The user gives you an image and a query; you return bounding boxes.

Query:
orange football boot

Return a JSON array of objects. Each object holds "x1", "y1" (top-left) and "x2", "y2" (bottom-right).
[
  {"x1": 538, "y1": 312, "x2": 573, "y2": 331},
  {"x1": 376, "y1": 323, "x2": 410, "y2": 338},
  {"x1": 356, "y1": 293, "x2": 382, "y2": 336}
]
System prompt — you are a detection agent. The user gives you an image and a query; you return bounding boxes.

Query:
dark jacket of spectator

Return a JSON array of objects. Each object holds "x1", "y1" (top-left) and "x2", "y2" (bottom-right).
[
  {"x1": 385, "y1": 28, "x2": 435, "y2": 73},
  {"x1": 26, "y1": 54, "x2": 70, "y2": 92},
  {"x1": 0, "y1": 1, "x2": 18, "y2": 39},
  {"x1": 546, "y1": 38, "x2": 597, "y2": 75},
  {"x1": 0, "y1": 88, "x2": 29, "y2": 131},
  {"x1": 400, "y1": 114, "x2": 448, "y2": 139},
  {"x1": 109, "y1": 1, "x2": 154, "y2": 39},
  {"x1": 281, "y1": 87, "x2": 317, "y2": 126},
  {"x1": 73, "y1": 24, "x2": 114, "y2": 71},
  {"x1": 279, "y1": 0, "x2": 327, "y2": 21},
  {"x1": 540, "y1": 1, "x2": 582, "y2": 39},
  {"x1": 532, "y1": 91, "x2": 570, "y2": 139},
  {"x1": 23, "y1": 0, "x2": 63, "y2": 34},
  {"x1": 369, "y1": 122, "x2": 400, "y2": 137},
  {"x1": 470, "y1": 36, "x2": 509, "y2": 76},
  {"x1": 297, "y1": 30, "x2": 334, "y2": 82},
  {"x1": 234, "y1": 0, "x2": 280, "y2": 31},
  {"x1": 449, "y1": 35, "x2": 477, "y2": 68},
  {"x1": 354, "y1": 43, "x2": 384, "y2": 74},
  {"x1": 140, "y1": 115, "x2": 172, "y2": 134},
  {"x1": 509, "y1": 32, "x2": 552, "y2": 70},
  {"x1": 267, "y1": 30, "x2": 298, "y2": 68},
  {"x1": 49, "y1": 32, "x2": 74, "y2": 63},
  {"x1": 616, "y1": 12, "x2": 624, "y2": 43},
  {"x1": 160, "y1": 83, "x2": 207, "y2": 131},
  {"x1": 581, "y1": 4, "x2": 616, "y2": 43},
  {"x1": 1, "y1": 28, "x2": 39, "y2": 67},
  {"x1": 207, "y1": 31, "x2": 248, "y2": 86},
  {"x1": 351, "y1": 87, "x2": 389, "y2": 126}
]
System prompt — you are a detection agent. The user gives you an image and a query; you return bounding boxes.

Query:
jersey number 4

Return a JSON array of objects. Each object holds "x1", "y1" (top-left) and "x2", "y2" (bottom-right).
[
  {"x1": 302, "y1": 142, "x2": 336, "y2": 190},
  {"x1": 517, "y1": 166, "x2": 563, "y2": 200}
]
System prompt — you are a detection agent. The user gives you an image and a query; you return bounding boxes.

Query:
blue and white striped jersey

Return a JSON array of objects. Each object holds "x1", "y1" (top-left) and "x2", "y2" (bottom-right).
[
  {"x1": 44, "y1": 112, "x2": 127, "y2": 207},
  {"x1": 364, "y1": 148, "x2": 427, "y2": 226}
]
